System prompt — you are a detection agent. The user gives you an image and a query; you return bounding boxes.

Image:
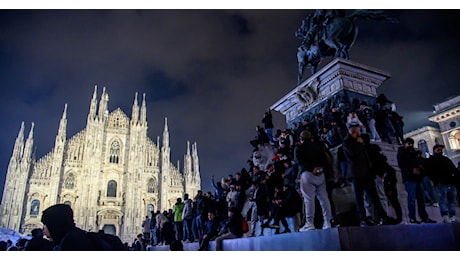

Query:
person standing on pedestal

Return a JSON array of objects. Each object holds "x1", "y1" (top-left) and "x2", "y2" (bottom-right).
[
  {"x1": 342, "y1": 125, "x2": 396, "y2": 227},
  {"x1": 397, "y1": 138, "x2": 436, "y2": 224},
  {"x1": 262, "y1": 109, "x2": 275, "y2": 144},
  {"x1": 426, "y1": 144, "x2": 458, "y2": 223}
]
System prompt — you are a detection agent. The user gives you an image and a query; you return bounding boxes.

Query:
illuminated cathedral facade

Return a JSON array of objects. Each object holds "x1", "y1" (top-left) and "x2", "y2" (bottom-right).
[{"x1": 0, "y1": 86, "x2": 201, "y2": 242}]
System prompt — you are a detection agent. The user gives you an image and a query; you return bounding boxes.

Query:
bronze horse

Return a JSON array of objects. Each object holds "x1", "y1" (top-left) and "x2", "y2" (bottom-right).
[{"x1": 296, "y1": 10, "x2": 398, "y2": 85}]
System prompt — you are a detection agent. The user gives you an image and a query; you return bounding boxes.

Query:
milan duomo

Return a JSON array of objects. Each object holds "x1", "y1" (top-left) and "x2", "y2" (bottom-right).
[{"x1": 0, "y1": 86, "x2": 201, "y2": 242}]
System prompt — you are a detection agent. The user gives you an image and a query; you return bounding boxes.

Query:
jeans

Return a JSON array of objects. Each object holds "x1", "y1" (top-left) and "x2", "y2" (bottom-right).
[
  {"x1": 191, "y1": 216, "x2": 199, "y2": 242},
  {"x1": 436, "y1": 184, "x2": 457, "y2": 217},
  {"x1": 183, "y1": 218, "x2": 193, "y2": 241},
  {"x1": 174, "y1": 221, "x2": 183, "y2": 241},
  {"x1": 195, "y1": 215, "x2": 205, "y2": 240},
  {"x1": 367, "y1": 118, "x2": 381, "y2": 141},
  {"x1": 265, "y1": 128, "x2": 274, "y2": 143},
  {"x1": 150, "y1": 227, "x2": 157, "y2": 245},
  {"x1": 404, "y1": 180, "x2": 428, "y2": 220},
  {"x1": 422, "y1": 176, "x2": 438, "y2": 203}
]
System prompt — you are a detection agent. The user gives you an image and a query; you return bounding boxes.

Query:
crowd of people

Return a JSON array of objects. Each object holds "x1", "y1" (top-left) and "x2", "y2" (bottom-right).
[
  {"x1": 132, "y1": 95, "x2": 459, "y2": 250},
  {"x1": 2, "y1": 94, "x2": 459, "y2": 251}
]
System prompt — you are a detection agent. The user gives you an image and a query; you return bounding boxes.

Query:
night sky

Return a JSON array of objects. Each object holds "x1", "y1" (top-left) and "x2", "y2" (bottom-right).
[{"x1": 1, "y1": 9, "x2": 459, "y2": 202}]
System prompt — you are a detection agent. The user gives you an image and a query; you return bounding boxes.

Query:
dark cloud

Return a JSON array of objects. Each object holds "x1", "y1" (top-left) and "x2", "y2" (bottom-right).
[{"x1": 0, "y1": 9, "x2": 459, "y2": 200}]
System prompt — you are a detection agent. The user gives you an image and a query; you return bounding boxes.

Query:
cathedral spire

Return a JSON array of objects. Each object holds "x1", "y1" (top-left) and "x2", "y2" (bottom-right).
[
  {"x1": 140, "y1": 93, "x2": 147, "y2": 124},
  {"x1": 162, "y1": 117, "x2": 169, "y2": 148},
  {"x1": 192, "y1": 142, "x2": 200, "y2": 176},
  {"x1": 12, "y1": 121, "x2": 25, "y2": 160},
  {"x1": 57, "y1": 104, "x2": 67, "y2": 142},
  {"x1": 88, "y1": 85, "x2": 98, "y2": 121},
  {"x1": 97, "y1": 87, "x2": 109, "y2": 119},
  {"x1": 131, "y1": 92, "x2": 139, "y2": 124},
  {"x1": 23, "y1": 122, "x2": 34, "y2": 161}
]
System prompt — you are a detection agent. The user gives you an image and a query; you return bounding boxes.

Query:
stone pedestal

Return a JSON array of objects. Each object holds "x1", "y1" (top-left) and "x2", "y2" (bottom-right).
[{"x1": 271, "y1": 58, "x2": 391, "y2": 127}]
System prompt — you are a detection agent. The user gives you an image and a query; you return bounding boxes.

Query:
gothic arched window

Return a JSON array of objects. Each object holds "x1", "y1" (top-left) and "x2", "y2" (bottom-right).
[
  {"x1": 30, "y1": 199, "x2": 40, "y2": 216},
  {"x1": 109, "y1": 141, "x2": 120, "y2": 164},
  {"x1": 107, "y1": 180, "x2": 117, "y2": 197},
  {"x1": 64, "y1": 173, "x2": 75, "y2": 189},
  {"x1": 147, "y1": 178, "x2": 155, "y2": 193}
]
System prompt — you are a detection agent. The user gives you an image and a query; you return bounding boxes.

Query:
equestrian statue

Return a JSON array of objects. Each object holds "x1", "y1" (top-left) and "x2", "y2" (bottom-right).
[{"x1": 296, "y1": 9, "x2": 398, "y2": 85}]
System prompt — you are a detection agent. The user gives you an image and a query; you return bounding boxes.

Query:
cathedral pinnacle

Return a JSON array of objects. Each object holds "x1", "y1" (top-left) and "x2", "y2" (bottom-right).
[{"x1": 131, "y1": 92, "x2": 139, "y2": 124}]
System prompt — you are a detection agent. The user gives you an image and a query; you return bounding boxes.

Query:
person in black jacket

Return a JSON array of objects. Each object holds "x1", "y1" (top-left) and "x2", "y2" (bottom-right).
[
  {"x1": 343, "y1": 125, "x2": 397, "y2": 227},
  {"x1": 262, "y1": 109, "x2": 275, "y2": 144},
  {"x1": 426, "y1": 144, "x2": 458, "y2": 223},
  {"x1": 214, "y1": 207, "x2": 243, "y2": 251},
  {"x1": 295, "y1": 130, "x2": 334, "y2": 231},
  {"x1": 397, "y1": 138, "x2": 436, "y2": 224},
  {"x1": 198, "y1": 211, "x2": 220, "y2": 251},
  {"x1": 41, "y1": 204, "x2": 125, "y2": 251}
]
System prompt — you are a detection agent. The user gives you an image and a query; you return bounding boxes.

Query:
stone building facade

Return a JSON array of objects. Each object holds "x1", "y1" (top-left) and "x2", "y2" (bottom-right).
[
  {"x1": 0, "y1": 86, "x2": 201, "y2": 242},
  {"x1": 428, "y1": 95, "x2": 460, "y2": 165},
  {"x1": 404, "y1": 95, "x2": 460, "y2": 165}
]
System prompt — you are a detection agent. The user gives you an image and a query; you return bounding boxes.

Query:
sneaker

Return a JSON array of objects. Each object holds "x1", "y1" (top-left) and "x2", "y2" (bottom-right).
[
  {"x1": 322, "y1": 221, "x2": 331, "y2": 230},
  {"x1": 360, "y1": 220, "x2": 374, "y2": 227},
  {"x1": 443, "y1": 215, "x2": 451, "y2": 223},
  {"x1": 299, "y1": 223, "x2": 315, "y2": 232},
  {"x1": 432, "y1": 202, "x2": 439, "y2": 207},
  {"x1": 421, "y1": 218, "x2": 436, "y2": 224},
  {"x1": 409, "y1": 219, "x2": 420, "y2": 224},
  {"x1": 450, "y1": 216, "x2": 459, "y2": 223}
]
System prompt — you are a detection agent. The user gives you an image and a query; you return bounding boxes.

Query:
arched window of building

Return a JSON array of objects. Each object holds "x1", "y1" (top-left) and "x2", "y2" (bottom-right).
[
  {"x1": 449, "y1": 130, "x2": 460, "y2": 150},
  {"x1": 107, "y1": 180, "x2": 117, "y2": 197},
  {"x1": 147, "y1": 178, "x2": 155, "y2": 193},
  {"x1": 418, "y1": 139, "x2": 429, "y2": 157},
  {"x1": 109, "y1": 141, "x2": 120, "y2": 164},
  {"x1": 64, "y1": 173, "x2": 75, "y2": 189},
  {"x1": 30, "y1": 199, "x2": 40, "y2": 216}
]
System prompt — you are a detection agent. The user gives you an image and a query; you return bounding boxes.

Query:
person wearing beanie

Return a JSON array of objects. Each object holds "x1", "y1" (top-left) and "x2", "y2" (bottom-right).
[
  {"x1": 41, "y1": 204, "x2": 97, "y2": 250},
  {"x1": 397, "y1": 137, "x2": 436, "y2": 224}
]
